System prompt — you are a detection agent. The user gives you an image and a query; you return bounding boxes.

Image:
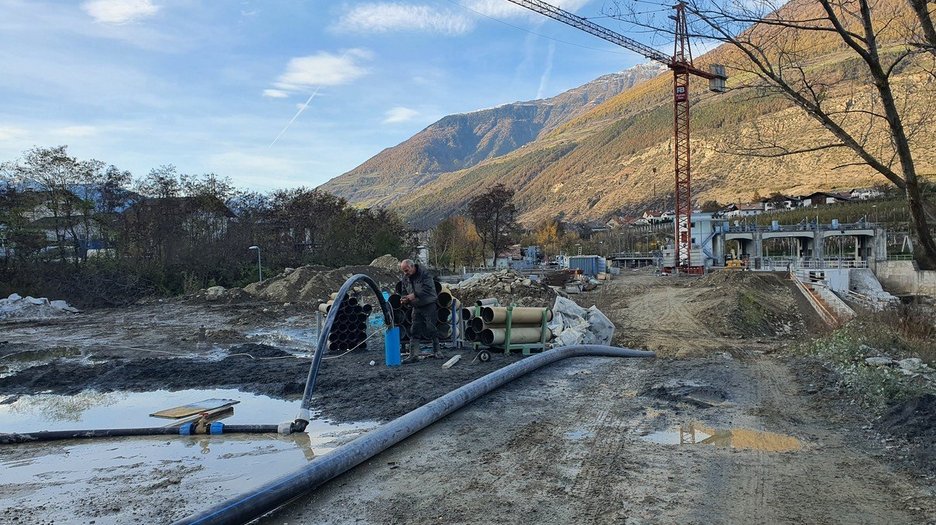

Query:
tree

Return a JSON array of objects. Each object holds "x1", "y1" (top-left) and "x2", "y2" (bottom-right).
[
  {"x1": 612, "y1": 0, "x2": 936, "y2": 267},
  {"x1": 467, "y1": 184, "x2": 518, "y2": 268},
  {"x1": 431, "y1": 215, "x2": 483, "y2": 271}
]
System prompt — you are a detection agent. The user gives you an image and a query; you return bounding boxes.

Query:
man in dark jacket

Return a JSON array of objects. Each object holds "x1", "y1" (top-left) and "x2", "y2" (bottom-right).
[{"x1": 399, "y1": 259, "x2": 443, "y2": 363}]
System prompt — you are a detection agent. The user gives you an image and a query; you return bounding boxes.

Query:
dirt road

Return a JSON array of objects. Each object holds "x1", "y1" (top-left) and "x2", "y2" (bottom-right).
[{"x1": 264, "y1": 353, "x2": 934, "y2": 524}]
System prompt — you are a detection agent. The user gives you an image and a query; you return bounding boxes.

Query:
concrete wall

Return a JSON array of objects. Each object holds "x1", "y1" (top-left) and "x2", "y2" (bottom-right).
[{"x1": 874, "y1": 261, "x2": 936, "y2": 298}]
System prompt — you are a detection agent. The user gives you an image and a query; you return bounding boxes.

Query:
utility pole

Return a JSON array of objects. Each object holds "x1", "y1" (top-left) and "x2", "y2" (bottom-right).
[{"x1": 506, "y1": 0, "x2": 726, "y2": 270}]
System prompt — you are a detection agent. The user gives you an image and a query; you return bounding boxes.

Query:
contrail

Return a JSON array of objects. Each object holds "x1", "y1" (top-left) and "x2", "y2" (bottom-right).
[{"x1": 269, "y1": 85, "x2": 323, "y2": 148}]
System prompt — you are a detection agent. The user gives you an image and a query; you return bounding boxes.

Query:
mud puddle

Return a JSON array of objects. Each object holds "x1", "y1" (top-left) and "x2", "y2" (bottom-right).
[{"x1": 640, "y1": 422, "x2": 802, "y2": 452}]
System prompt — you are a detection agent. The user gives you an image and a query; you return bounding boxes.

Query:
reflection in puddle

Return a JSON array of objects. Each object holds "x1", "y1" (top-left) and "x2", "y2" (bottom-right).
[
  {"x1": 0, "y1": 388, "x2": 376, "y2": 455},
  {"x1": 641, "y1": 422, "x2": 802, "y2": 452}
]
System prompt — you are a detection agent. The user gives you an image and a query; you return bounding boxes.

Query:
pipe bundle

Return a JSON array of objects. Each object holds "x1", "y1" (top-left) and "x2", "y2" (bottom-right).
[
  {"x1": 389, "y1": 279, "x2": 457, "y2": 342},
  {"x1": 462, "y1": 306, "x2": 552, "y2": 347},
  {"x1": 318, "y1": 296, "x2": 372, "y2": 352}
]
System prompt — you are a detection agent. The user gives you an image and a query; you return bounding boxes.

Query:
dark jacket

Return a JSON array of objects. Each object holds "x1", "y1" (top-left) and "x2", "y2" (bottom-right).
[{"x1": 403, "y1": 264, "x2": 438, "y2": 308}]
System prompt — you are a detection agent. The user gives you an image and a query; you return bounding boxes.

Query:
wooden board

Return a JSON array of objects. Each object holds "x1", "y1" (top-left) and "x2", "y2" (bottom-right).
[{"x1": 150, "y1": 398, "x2": 240, "y2": 419}]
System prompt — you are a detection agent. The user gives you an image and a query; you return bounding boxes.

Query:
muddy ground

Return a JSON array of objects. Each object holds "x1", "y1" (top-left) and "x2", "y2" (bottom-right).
[{"x1": 1, "y1": 271, "x2": 934, "y2": 524}]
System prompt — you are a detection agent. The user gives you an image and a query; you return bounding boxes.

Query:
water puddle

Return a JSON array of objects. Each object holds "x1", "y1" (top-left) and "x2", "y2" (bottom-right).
[
  {"x1": 0, "y1": 388, "x2": 378, "y2": 521},
  {"x1": 246, "y1": 326, "x2": 320, "y2": 354},
  {"x1": 640, "y1": 422, "x2": 802, "y2": 452}
]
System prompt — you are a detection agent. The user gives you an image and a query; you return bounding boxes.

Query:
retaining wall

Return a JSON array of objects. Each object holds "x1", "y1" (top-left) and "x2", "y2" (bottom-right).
[{"x1": 874, "y1": 261, "x2": 936, "y2": 298}]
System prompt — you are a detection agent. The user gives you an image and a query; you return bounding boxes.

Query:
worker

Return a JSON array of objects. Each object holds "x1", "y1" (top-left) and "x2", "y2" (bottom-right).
[{"x1": 399, "y1": 259, "x2": 443, "y2": 363}]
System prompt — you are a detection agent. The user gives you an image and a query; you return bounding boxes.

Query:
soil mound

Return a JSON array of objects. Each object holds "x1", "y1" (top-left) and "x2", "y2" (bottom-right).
[
  {"x1": 370, "y1": 254, "x2": 401, "y2": 272},
  {"x1": 236, "y1": 264, "x2": 399, "y2": 304},
  {"x1": 693, "y1": 271, "x2": 803, "y2": 338},
  {"x1": 879, "y1": 394, "x2": 936, "y2": 472},
  {"x1": 452, "y1": 269, "x2": 558, "y2": 308},
  {"x1": 226, "y1": 343, "x2": 292, "y2": 358}
]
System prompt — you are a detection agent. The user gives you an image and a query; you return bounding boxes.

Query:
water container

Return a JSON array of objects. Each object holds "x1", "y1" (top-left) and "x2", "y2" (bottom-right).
[
  {"x1": 771, "y1": 220, "x2": 780, "y2": 231},
  {"x1": 384, "y1": 327, "x2": 401, "y2": 367},
  {"x1": 831, "y1": 219, "x2": 840, "y2": 229}
]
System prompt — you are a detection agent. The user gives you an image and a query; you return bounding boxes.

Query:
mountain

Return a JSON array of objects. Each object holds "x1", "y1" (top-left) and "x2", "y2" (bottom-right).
[
  {"x1": 383, "y1": 0, "x2": 936, "y2": 227},
  {"x1": 319, "y1": 63, "x2": 668, "y2": 208}
]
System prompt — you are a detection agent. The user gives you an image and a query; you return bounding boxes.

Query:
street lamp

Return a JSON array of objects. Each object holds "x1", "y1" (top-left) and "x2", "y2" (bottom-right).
[{"x1": 248, "y1": 245, "x2": 262, "y2": 283}]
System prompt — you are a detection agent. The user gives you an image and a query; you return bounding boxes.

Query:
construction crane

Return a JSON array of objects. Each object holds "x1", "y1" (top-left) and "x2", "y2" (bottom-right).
[{"x1": 506, "y1": 0, "x2": 726, "y2": 270}]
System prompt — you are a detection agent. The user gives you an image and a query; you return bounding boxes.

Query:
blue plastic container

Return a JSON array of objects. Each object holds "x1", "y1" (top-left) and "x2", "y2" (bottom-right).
[{"x1": 384, "y1": 327, "x2": 401, "y2": 367}]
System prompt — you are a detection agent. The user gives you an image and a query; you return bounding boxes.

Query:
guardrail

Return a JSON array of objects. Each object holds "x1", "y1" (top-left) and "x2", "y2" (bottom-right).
[{"x1": 722, "y1": 221, "x2": 877, "y2": 233}]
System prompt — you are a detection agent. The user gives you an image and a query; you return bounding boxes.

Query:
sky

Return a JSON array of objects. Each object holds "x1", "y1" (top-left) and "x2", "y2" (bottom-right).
[{"x1": 0, "y1": 0, "x2": 669, "y2": 192}]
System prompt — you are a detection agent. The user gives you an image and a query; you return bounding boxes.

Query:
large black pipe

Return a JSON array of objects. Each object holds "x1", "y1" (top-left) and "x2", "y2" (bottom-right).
[
  {"x1": 297, "y1": 274, "x2": 392, "y2": 425},
  {"x1": 173, "y1": 345, "x2": 654, "y2": 525}
]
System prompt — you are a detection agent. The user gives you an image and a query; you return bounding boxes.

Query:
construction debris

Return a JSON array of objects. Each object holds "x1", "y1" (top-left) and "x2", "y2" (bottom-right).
[
  {"x1": 451, "y1": 269, "x2": 558, "y2": 308},
  {"x1": 548, "y1": 296, "x2": 614, "y2": 346},
  {"x1": 0, "y1": 293, "x2": 79, "y2": 321}
]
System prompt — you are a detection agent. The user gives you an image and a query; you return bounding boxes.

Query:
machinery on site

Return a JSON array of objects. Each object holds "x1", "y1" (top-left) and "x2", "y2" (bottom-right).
[{"x1": 507, "y1": 0, "x2": 727, "y2": 272}]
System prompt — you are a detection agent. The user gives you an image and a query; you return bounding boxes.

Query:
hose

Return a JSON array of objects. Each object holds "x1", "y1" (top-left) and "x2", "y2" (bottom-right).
[
  {"x1": 0, "y1": 422, "x2": 279, "y2": 445},
  {"x1": 173, "y1": 344, "x2": 654, "y2": 525},
  {"x1": 295, "y1": 274, "x2": 393, "y2": 427}
]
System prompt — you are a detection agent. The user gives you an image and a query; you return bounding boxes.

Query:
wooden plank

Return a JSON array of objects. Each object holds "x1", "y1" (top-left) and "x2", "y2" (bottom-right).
[
  {"x1": 159, "y1": 406, "x2": 235, "y2": 428},
  {"x1": 150, "y1": 398, "x2": 240, "y2": 419},
  {"x1": 442, "y1": 355, "x2": 461, "y2": 369}
]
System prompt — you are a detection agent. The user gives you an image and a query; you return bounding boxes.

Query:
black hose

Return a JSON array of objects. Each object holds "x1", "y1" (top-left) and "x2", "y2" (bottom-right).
[
  {"x1": 296, "y1": 274, "x2": 393, "y2": 425},
  {"x1": 0, "y1": 422, "x2": 280, "y2": 445},
  {"x1": 173, "y1": 344, "x2": 654, "y2": 525}
]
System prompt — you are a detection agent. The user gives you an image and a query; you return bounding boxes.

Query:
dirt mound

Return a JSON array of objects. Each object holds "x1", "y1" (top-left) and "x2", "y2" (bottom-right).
[
  {"x1": 452, "y1": 269, "x2": 558, "y2": 309},
  {"x1": 693, "y1": 272, "x2": 804, "y2": 338},
  {"x1": 240, "y1": 264, "x2": 399, "y2": 304},
  {"x1": 370, "y1": 254, "x2": 401, "y2": 272},
  {"x1": 878, "y1": 394, "x2": 936, "y2": 472},
  {"x1": 226, "y1": 343, "x2": 292, "y2": 358}
]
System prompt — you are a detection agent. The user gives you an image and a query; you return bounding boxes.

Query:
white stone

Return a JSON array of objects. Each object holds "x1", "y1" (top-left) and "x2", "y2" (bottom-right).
[{"x1": 864, "y1": 357, "x2": 893, "y2": 367}]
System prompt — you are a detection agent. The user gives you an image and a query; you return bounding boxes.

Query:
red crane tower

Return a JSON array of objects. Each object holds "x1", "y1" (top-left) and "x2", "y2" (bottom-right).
[{"x1": 506, "y1": 0, "x2": 726, "y2": 270}]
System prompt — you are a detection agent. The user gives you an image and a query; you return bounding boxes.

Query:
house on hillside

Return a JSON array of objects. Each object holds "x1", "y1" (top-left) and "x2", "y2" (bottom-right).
[
  {"x1": 723, "y1": 203, "x2": 764, "y2": 218},
  {"x1": 801, "y1": 191, "x2": 851, "y2": 207},
  {"x1": 850, "y1": 187, "x2": 884, "y2": 200}
]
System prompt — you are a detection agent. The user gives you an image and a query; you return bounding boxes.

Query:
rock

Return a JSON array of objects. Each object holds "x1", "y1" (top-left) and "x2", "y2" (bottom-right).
[
  {"x1": 865, "y1": 357, "x2": 893, "y2": 367},
  {"x1": 205, "y1": 286, "x2": 227, "y2": 301},
  {"x1": 898, "y1": 358, "x2": 927, "y2": 373},
  {"x1": 6, "y1": 293, "x2": 21, "y2": 302},
  {"x1": 283, "y1": 267, "x2": 295, "y2": 275}
]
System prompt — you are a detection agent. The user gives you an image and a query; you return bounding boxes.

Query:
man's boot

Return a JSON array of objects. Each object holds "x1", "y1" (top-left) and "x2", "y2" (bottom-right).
[
  {"x1": 402, "y1": 341, "x2": 420, "y2": 363},
  {"x1": 432, "y1": 337, "x2": 445, "y2": 359}
]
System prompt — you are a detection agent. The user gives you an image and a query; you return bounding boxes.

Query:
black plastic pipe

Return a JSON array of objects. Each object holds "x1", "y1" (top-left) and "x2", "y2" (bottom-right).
[
  {"x1": 173, "y1": 344, "x2": 654, "y2": 525},
  {"x1": 1, "y1": 423, "x2": 279, "y2": 445},
  {"x1": 296, "y1": 274, "x2": 392, "y2": 425}
]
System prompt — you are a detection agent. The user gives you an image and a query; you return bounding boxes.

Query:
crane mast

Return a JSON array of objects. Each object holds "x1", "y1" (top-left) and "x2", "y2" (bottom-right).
[{"x1": 506, "y1": 0, "x2": 726, "y2": 271}]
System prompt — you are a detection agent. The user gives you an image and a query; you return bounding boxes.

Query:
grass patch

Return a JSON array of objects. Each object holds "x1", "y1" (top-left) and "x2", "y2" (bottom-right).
[{"x1": 795, "y1": 309, "x2": 936, "y2": 413}]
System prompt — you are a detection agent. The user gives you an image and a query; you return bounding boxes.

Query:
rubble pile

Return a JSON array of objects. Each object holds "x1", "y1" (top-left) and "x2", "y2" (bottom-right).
[
  {"x1": 452, "y1": 269, "x2": 558, "y2": 308},
  {"x1": 369, "y1": 254, "x2": 401, "y2": 272},
  {"x1": 0, "y1": 293, "x2": 79, "y2": 321}
]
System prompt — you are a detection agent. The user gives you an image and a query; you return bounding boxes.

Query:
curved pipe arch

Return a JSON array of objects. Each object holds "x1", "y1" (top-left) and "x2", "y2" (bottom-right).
[
  {"x1": 174, "y1": 344, "x2": 654, "y2": 525},
  {"x1": 296, "y1": 274, "x2": 394, "y2": 426}
]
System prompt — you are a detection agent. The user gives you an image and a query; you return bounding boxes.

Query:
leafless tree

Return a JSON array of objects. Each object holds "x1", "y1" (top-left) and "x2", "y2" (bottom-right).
[{"x1": 610, "y1": 0, "x2": 936, "y2": 268}]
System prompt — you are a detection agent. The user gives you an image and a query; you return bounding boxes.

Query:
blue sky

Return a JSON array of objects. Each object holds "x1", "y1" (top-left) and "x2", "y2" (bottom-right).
[{"x1": 0, "y1": 0, "x2": 660, "y2": 191}]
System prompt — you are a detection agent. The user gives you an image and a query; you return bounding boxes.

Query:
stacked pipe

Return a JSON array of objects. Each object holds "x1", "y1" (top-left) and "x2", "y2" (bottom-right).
[
  {"x1": 389, "y1": 279, "x2": 456, "y2": 343},
  {"x1": 463, "y1": 305, "x2": 553, "y2": 347},
  {"x1": 318, "y1": 294, "x2": 372, "y2": 352}
]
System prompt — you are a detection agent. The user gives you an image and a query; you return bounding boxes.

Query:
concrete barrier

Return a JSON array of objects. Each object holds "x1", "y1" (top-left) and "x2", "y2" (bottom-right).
[{"x1": 874, "y1": 261, "x2": 936, "y2": 298}]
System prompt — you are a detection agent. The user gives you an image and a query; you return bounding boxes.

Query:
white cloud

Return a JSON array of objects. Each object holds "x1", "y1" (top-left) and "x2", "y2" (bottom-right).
[
  {"x1": 0, "y1": 126, "x2": 29, "y2": 141},
  {"x1": 272, "y1": 49, "x2": 372, "y2": 93},
  {"x1": 82, "y1": 0, "x2": 160, "y2": 24},
  {"x1": 263, "y1": 89, "x2": 289, "y2": 98},
  {"x1": 333, "y1": 3, "x2": 473, "y2": 35},
  {"x1": 463, "y1": 0, "x2": 591, "y2": 19},
  {"x1": 383, "y1": 106, "x2": 420, "y2": 124}
]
